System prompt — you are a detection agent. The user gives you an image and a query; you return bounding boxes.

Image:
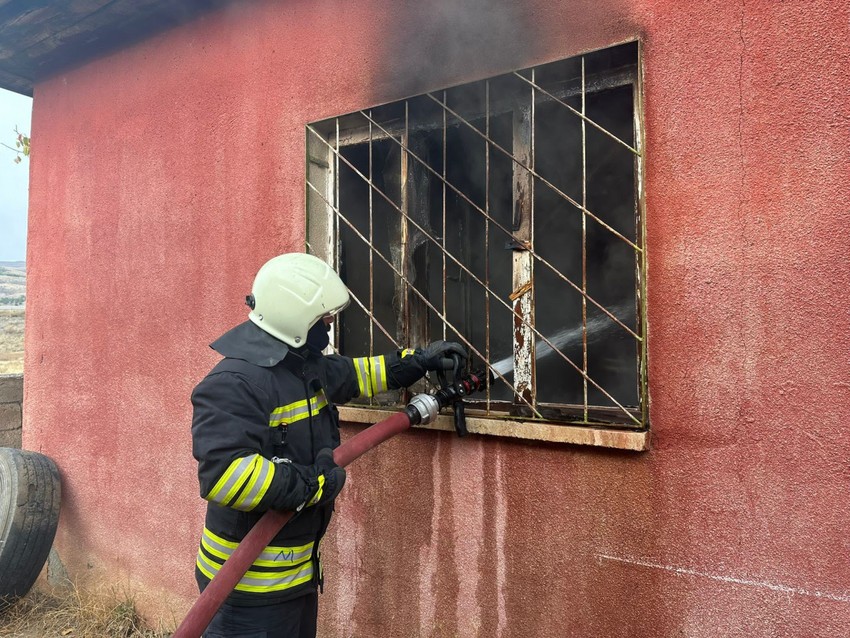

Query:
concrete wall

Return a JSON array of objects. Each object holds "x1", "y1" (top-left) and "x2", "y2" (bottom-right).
[
  {"x1": 0, "y1": 374, "x2": 23, "y2": 449},
  {"x1": 23, "y1": 0, "x2": 850, "y2": 636}
]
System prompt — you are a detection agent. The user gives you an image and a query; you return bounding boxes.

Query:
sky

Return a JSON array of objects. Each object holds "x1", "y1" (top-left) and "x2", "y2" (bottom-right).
[{"x1": 0, "y1": 87, "x2": 33, "y2": 262}]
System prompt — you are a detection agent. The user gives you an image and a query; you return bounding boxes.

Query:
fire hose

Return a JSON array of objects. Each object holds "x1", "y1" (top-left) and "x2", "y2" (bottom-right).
[{"x1": 173, "y1": 358, "x2": 488, "y2": 638}]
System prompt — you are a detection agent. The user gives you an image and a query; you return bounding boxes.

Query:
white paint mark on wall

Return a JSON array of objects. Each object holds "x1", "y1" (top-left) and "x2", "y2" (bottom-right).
[
  {"x1": 453, "y1": 438, "x2": 484, "y2": 636},
  {"x1": 495, "y1": 444, "x2": 507, "y2": 638},
  {"x1": 333, "y1": 518, "x2": 361, "y2": 637},
  {"x1": 597, "y1": 553, "x2": 850, "y2": 603},
  {"x1": 418, "y1": 436, "x2": 443, "y2": 637}
]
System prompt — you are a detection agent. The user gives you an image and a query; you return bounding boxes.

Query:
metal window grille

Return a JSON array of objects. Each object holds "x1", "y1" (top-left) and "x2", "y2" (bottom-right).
[{"x1": 307, "y1": 41, "x2": 646, "y2": 429}]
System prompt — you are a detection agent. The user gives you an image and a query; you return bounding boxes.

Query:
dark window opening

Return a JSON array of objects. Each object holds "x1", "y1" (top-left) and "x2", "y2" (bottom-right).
[{"x1": 307, "y1": 41, "x2": 646, "y2": 429}]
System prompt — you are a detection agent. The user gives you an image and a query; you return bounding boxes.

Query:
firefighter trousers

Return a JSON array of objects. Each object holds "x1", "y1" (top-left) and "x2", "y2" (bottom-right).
[{"x1": 203, "y1": 592, "x2": 318, "y2": 638}]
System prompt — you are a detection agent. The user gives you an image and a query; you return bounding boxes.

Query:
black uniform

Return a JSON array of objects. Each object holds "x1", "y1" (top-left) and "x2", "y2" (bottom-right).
[{"x1": 191, "y1": 321, "x2": 404, "y2": 609}]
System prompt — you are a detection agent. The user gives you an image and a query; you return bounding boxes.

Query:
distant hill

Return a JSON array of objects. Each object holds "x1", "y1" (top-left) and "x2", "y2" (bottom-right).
[
  {"x1": 0, "y1": 262, "x2": 25, "y2": 307},
  {"x1": 0, "y1": 262, "x2": 24, "y2": 373}
]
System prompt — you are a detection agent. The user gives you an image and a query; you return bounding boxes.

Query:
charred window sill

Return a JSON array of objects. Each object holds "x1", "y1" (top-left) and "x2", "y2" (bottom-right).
[{"x1": 338, "y1": 406, "x2": 649, "y2": 451}]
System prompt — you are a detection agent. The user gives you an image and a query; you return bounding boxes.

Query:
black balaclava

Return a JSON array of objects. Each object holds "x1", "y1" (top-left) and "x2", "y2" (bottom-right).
[{"x1": 306, "y1": 320, "x2": 330, "y2": 354}]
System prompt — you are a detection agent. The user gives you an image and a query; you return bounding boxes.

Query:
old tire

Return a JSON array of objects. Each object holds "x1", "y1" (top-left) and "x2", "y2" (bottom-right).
[{"x1": 0, "y1": 447, "x2": 61, "y2": 609}]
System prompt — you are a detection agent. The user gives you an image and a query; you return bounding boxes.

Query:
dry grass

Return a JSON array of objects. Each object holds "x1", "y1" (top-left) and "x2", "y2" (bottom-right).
[
  {"x1": 0, "y1": 308, "x2": 24, "y2": 375},
  {"x1": 0, "y1": 585, "x2": 172, "y2": 638}
]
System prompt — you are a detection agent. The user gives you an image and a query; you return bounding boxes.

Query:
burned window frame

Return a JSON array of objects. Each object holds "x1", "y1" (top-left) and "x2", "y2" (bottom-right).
[{"x1": 306, "y1": 41, "x2": 648, "y2": 443}]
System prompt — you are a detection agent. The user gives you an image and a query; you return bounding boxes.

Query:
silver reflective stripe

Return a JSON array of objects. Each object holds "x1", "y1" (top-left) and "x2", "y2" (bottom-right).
[
  {"x1": 233, "y1": 457, "x2": 274, "y2": 511},
  {"x1": 257, "y1": 544, "x2": 313, "y2": 564},
  {"x1": 236, "y1": 561, "x2": 313, "y2": 589},
  {"x1": 197, "y1": 550, "x2": 314, "y2": 592},
  {"x1": 354, "y1": 357, "x2": 371, "y2": 397},
  {"x1": 208, "y1": 456, "x2": 255, "y2": 505},
  {"x1": 371, "y1": 356, "x2": 387, "y2": 393},
  {"x1": 269, "y1": 391, "x2": 329, "y2": 427},
  {"x1": 270, "y1": 403, "x2": 311, "y2": 425},
  {"x1": 201, "y1": 534, "x2": 235, "y2": 559},
  {"x1": 202, "y1": 529, "x2": 314, "y2": 566}
]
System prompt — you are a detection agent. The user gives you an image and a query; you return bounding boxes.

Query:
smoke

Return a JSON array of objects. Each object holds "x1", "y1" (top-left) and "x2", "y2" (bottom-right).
[{"x1": 374, "y1": 0, "x2": 546, "y2": 100}]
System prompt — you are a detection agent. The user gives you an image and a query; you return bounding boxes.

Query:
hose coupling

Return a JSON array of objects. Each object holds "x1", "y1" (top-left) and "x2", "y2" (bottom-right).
[{"x1": 407, "y1": 393, "x2": 440, "y2": 426}]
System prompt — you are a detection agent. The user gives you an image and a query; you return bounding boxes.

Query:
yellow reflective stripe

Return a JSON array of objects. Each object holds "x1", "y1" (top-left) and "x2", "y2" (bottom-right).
[
  {"x1": 354, "y1": 356, "x2": 388, "y2": 396},
  {"x1": 369, "y1": 356, "x2": 387, "y2": 394},
  {"x1": 196, "y1": 549, "x2": 314, "y2": 593},
  {"x1": 222, "y1": 456, "x2": 259, "y2": 506},
  {"x1": 245, "y1": 461, "x2": 275, "y2": 511},
  {"x1": 352, "y1": 357, "x2": 371, "y2": 398},
  {"x1": 202, "y1": 527, "x2": 313, "y2": 559},
  {"x1": 269, "y1": 399, "x2": 310, "y2": 427},
  {"x1": 231, "y1": 456, "x2": 275, "y2": 511},
  {"x1": 200, "y1": 536, "x2": 231, "y2": 562},
  {"x1": 311, "y1": 392, "x2": 328, "y2": 412},
  {"x1": 196, "y1": 552, "x2": 216, "y2": 580},
  {"x1": 252, "y1": 549, "x2": 310, "y2": 568},
  {"x1": 234, "y1": 563, "x2": 314, "y2": 593},
  {"x1": 268, "y1": 391, "x2": 328, "y2": 427},
  {"x1": 206, "y1": 456, "x2": 255, "y2": 506},
  {"x1": 200, "y1": 528, "x2": 314, "y2": 567},
  {"x1": 401, "y1": 348, "x2": 416, "y2": 358},
  {"x1": 271, "y1": 394, "x2": 312, "y2": 415},
  {"x1": 307, "y1": 474, "x2": 326, "y2": 507},
  {"x1": 202, "y1": 527, "x2": 240, "y2": 549}
]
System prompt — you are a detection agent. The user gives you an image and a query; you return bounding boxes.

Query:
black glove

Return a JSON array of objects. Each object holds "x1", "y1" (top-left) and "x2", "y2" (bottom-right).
[
  {"x1": 415, "y1": 340, "x2": 467, "y2": 372},
  {"x1": 303, "y1": 448, "x2": 346, "y2": 509},
  {"x1": 386, "y1": 341, "x2": 467, "y2": 389},
  {"x1": 275, "y1": 448, "x2": 346, "y2": 512}
]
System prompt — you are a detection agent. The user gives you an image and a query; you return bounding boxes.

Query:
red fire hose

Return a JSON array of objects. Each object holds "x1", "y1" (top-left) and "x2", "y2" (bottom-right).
[{"x1": 172, "y1": 410, "x2": 414, "y2": 638}]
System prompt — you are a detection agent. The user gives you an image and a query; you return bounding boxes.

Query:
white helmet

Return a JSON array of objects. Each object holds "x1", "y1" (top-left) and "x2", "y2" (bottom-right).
[{"x1": 247, "y1": 253, "x2": 350, "y2": 348}]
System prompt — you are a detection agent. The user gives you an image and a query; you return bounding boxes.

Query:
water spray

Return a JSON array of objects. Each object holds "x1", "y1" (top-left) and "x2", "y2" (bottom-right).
[{"x1": 490, "y1": 304, "x2": 631, "y2": 377}]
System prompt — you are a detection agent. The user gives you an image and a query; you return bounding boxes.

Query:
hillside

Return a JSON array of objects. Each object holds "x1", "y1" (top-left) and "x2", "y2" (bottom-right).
[
  {"x1": 0, "y1": 263, "x2": 26, "y2": 306},
  {"x1": 0, "y1": 262, "x2": 25, "y2": 374}
]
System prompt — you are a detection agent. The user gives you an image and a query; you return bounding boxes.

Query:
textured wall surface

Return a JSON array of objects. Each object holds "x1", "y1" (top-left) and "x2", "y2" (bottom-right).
[
  {"x1": 0, "y1": 374, "x2": 23, "y2": 449},
  {"x1": 23, "y1": 0, "x2": 850, "y2": 635}
]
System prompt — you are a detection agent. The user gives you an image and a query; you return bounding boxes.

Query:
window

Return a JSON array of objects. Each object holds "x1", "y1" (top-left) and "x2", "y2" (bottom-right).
[{"x1": 307, "y1": 42, "x2": 647, "y2": 445}]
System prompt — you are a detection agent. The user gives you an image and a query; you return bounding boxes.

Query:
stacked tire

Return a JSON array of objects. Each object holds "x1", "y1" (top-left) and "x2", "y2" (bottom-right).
[{"x1": 0, "y1": 448, "x2": 62, "y2": 610}]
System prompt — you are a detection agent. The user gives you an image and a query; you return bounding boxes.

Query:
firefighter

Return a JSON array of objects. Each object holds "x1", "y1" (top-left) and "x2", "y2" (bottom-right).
[{"x1": 191, "y1": 252, "x2": 465, "y2": 638}]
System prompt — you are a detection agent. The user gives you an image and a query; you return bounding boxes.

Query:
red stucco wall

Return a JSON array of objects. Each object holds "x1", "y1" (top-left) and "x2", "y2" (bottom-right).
[{"x1": 23, "y1": 0, "x2": 850, "y2": 635}]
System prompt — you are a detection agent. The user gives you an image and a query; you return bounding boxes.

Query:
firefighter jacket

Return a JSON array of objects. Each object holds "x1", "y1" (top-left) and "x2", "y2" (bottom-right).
[{"x1": 191, "y1": 321, "x2": 408, "y2": 606}]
